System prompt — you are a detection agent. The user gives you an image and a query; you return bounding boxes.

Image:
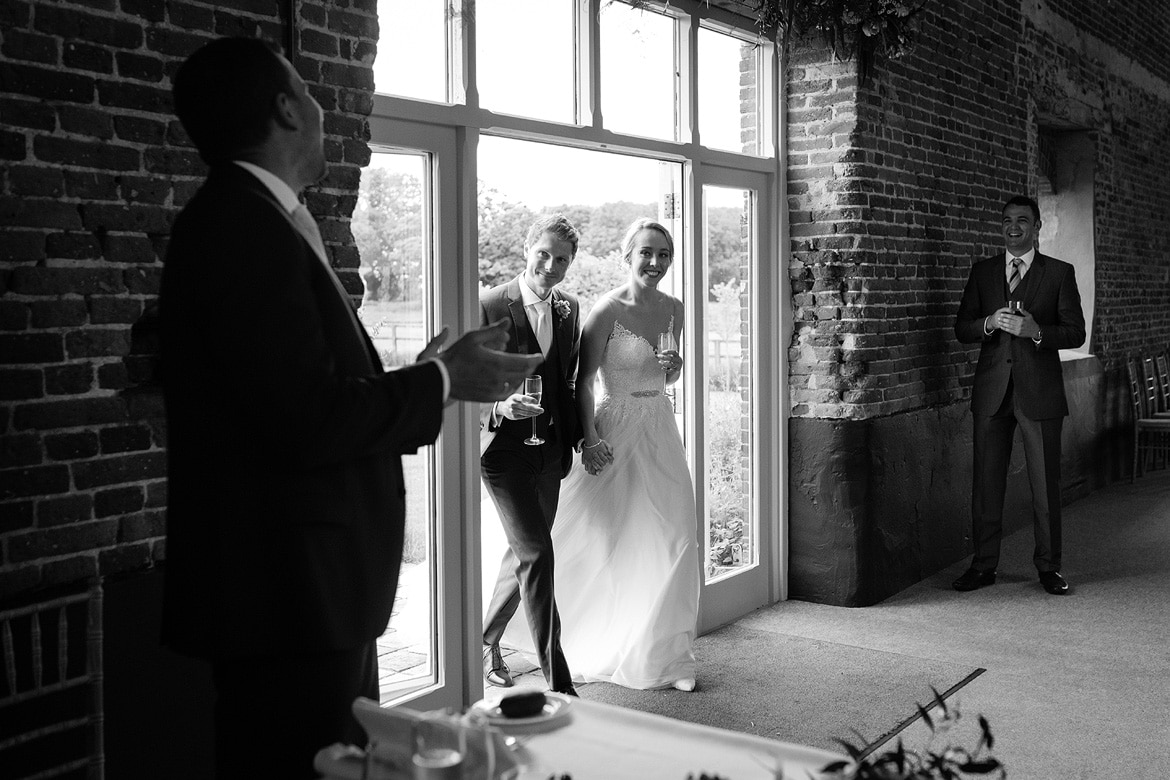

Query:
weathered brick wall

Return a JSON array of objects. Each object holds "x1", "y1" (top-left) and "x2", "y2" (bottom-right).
[
  {"x1": 788, "y1": 2, "x2": 1031, "y2": 419},
  {"x1": 786, "y1": 0, "x2": 1170, "y2": 605},
  {"x1": 786, "y1": 0, "x2": 1170, "y2": 420},
  {"x1": 1024, "y1": 1, "x2": 1170, "y2": 362},
  {"x1": 0, "y1": 0, "x2": 377, "y2": 602}
]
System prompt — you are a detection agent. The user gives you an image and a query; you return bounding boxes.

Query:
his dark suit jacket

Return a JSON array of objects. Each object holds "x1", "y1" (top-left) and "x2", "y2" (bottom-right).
[
  {"x1": 160, "y1": 164, "x2": 444, "y2": 660},
  {"x1": 955, "y1": 252, "x2": 1086, "y2": 420},
  {"x1": 478, "y1": 276, "x2": 582, "y2": 474}
]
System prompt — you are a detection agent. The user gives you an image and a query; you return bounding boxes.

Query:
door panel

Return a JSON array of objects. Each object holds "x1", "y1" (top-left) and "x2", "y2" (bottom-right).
[
  {"x1": 357, "y1": 119, "x2": 464, "y2": 711},
  {"x1": 694, "y1": 168, "x2": 778, "y2": 632}
]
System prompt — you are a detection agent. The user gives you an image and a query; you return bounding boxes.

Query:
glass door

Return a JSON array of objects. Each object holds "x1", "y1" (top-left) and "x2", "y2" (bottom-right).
[
  {"x1": 691, "y1": 167, "x2": 780, "y2": 633},
  {"x1": 355, "y1": 117, "x2": 465, "y2": 711}
]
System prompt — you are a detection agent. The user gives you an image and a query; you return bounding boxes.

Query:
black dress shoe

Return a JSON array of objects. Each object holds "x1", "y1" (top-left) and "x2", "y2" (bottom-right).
[
  {"x1": 483, "y1": 644, "x2": 513, "y2": 687},
  {"x1": 1039, "y1": 571, "x2": 1069, "y2": 595},
  {"x1": 952, "y1": 567, "x2": 997, "y2": 591},
  {"x1": 553, "y1": 685, "x2": 579, "y2": 697}
]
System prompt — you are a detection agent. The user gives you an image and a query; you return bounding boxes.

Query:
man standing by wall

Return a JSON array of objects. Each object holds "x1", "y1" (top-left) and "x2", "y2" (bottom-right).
[
  {"x1": 953, "y1": 195, "x2": 1086, "y2": 596},
  {"x1": 160, "y1": 37, "x2": 540, "y2": 778},
  {"x1": 479, "y1": 215, "x2": 584, "y2": 696}
]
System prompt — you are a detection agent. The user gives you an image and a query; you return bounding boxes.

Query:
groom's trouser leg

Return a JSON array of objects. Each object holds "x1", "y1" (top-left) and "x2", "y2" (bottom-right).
[
  {"x1": 1017, "y1": 412, "x2": 1064, "y2": 573},
  {"x1": 481, "y1": 438, "x2": 573, "y2": 690},
  {"x1": 971, "y1": 391, "x2": 1016, "y2": 573}
]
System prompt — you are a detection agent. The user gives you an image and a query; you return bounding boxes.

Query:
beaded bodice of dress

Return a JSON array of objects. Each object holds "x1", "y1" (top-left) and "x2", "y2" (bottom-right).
[{"x1": 598, "y1": 315, "x2": 673, "y2": 398}]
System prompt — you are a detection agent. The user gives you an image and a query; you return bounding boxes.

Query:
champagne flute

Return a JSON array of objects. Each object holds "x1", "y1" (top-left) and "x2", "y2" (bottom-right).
[
  {"x1": 657, "y1": 331, "x2": 677, "y2": 396},
  {"x1": 523, "y1": 375, "x2": 544, "y2": 446}
]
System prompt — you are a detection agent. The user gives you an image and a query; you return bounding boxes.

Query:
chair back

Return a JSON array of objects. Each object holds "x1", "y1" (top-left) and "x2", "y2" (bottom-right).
[
  {"x1": 0, "y1": 581, "x2": 104, "y2": 779},
  {"x1": 1156, "y1": 352, "x2": 1170, "y2": 414},
  {"x1": 1141, "y1": 357, "x2": 1160, "y2": 415},
  {"x1": 1126, "y1": 358, "x2": 1146, "y2": 419}
]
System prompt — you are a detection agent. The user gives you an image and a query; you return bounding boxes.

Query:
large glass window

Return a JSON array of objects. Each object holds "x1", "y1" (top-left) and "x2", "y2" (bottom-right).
[
  {"x1": 354, "y1": 152, "x2": 439, "y2": 701},
  {"x1": 699, "y1": 25, "x2": 764, "y2": 155},
  {"x1": 477, "y1": 139, "x2": 685, "y2": 619},
  {"x1": 373, "y1": 0, "x2": 452, "y2": 102},
  {"x1": 476, "y1": 0, "x2": 576, "y2": 121},
  {"x1": 703, "y1": 185, "x2": 756, "y2": 580},
  {"x1": 600, "y1": 2, "x2": 680, "y2": 141},
  {"x1": 367, "y1": 0, "x2": 782, "y2": 707}
]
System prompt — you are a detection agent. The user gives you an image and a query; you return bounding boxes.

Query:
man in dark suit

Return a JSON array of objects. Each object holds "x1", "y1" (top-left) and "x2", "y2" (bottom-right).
[
  {"x1": 479, "y1": 215, "x2": 584, "y2": 695},
  {"x1": 953, "y1": 195, "x2": 1086, "y2": 596},
  {"x1": 160, "y1": 37, "x2": 540, "y2": 778}
]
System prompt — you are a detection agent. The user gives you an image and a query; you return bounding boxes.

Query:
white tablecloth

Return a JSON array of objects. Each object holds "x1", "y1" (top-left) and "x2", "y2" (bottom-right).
[
  {"x1": 511, "y1": 697, "x2": 843, "y2": 780},
  {"x1": 317, "y1": 696, "x2": 847, "y2": 779}
]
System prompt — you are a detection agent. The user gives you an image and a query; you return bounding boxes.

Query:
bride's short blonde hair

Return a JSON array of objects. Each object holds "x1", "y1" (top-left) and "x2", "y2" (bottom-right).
[{"x1": 620, "y1": 218, "x2": 674, "y2": 266}]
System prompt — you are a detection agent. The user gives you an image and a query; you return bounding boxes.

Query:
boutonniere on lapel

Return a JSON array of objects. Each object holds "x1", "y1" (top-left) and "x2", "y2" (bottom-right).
[{"x1": 553, "y1": 298, "x2": 571, "y2": 321}]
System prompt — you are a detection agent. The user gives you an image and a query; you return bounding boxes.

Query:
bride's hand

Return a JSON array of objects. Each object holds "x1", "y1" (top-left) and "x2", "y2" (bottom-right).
[
  {"x1": 657, "y1": 349, "x2": 682, "y2": 373},
  {"x1": 582, "y1": 440, "x2": 613, "y2": 475}
]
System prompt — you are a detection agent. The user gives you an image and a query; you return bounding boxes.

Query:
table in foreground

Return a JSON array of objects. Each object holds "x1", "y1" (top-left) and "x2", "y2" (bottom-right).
[{"x1": 316, "y1": 694, "x2": 848, "y2": 780}]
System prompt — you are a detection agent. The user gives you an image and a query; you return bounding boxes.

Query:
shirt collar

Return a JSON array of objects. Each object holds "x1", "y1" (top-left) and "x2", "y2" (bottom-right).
[
  {"x1": 520, "y1": 278, "x2": 553, "y2": 307},
  {"x1": 1005, "y1": 248, "x2": 1036, "y2": 268},
  {"x1": 233, "y1": 161, "x2": 300, "y2": 215}
]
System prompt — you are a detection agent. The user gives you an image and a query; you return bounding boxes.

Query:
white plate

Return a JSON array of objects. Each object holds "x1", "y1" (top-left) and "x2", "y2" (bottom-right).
[{"x1": 470, "y1": 691, "x2": 573, "y2": 731}]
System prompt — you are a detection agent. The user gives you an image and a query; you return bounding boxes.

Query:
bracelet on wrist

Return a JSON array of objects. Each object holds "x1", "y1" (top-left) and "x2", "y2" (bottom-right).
[{"x1": 583, "y1": 439, "x2": 607, "y2": 450}]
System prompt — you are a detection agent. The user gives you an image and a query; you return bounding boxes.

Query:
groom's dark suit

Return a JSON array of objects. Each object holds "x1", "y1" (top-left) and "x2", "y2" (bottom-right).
[
  {"x1": 161, "y1": 164, "x2": 444, "y2": 770},
  {"x1": 955, "y1": 251, "x2": 1085, "y2": 572},
  {"x1": 479, "y1": 275, "x2": 582, "y2": 692}
]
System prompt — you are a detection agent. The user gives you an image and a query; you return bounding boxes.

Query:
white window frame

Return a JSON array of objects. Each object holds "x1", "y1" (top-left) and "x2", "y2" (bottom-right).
[{"x1": 366, "y1": 0, "x2": 788, "y2": 706}]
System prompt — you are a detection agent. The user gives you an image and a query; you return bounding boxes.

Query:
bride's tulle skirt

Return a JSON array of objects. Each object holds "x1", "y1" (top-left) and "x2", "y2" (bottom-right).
[{"x1": 487, "y1": 392, "x2": 699, "y2": 689}]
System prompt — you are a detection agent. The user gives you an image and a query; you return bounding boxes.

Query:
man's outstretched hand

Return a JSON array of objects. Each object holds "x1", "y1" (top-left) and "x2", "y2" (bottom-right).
[{"x1": 426, "y1": 319, "x2": 542, "y2": 402}]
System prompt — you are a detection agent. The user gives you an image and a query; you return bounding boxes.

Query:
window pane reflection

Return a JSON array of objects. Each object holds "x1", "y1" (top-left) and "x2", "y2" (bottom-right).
[
  {"x1": 354, "y1": 152, "x2": 438, "y2": 702},
  {"x1": 601, "y1": 1, "x2": 678, "y2": 141},
  {"x1": 477, "y1": 0, "x2": 575, "y2": 122},
  {"x1": 703, "y1": 185, "x2": 755, "y2": 581},
  {"x1": 374, "y1": 0, "x2": 449, "y2": 102}
]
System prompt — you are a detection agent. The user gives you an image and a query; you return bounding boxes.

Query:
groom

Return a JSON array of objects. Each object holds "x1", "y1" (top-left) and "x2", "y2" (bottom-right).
[{"x1": 479, "y1": 214, "x2": 584, "y2": 695}]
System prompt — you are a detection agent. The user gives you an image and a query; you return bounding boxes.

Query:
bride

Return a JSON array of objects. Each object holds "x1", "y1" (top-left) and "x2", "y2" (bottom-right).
[{"x1": 551, "y1": 218, "x2": 699, "y2": 691}]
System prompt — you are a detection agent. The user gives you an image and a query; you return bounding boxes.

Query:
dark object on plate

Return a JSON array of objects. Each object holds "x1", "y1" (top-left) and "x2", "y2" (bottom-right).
[{"x1": 499, "y1": 690, "x2": 547, "y2": 718}]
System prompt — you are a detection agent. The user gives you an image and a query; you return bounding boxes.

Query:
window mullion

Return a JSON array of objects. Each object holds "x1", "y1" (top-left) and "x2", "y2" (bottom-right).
[
  {"x1": 577, "y1": 0, "x2": 601, "y2": 128},
  {"x1": 455, "y1": 0, "x2": 475, "y2": 108},
  {"x1": 678, "y1": 9, "x2": 696, "y2": 146}
]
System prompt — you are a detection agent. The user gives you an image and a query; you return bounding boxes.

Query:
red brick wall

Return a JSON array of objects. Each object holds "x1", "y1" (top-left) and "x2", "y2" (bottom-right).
[
  {"x1": 0, "y1": 0, "x2": 377, "y2": 601},
  {"x1": 786, "y1": 0, "x2": 1170, "y2": 419}
]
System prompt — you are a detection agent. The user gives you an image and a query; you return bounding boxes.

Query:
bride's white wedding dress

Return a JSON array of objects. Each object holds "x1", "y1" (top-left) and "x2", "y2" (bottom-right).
[{"x1": 550, "y1": 317, "x2": 699, "y2": 689}]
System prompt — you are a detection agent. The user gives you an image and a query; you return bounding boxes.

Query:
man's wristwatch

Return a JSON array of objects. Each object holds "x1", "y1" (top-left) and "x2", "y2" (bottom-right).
[{"x1": 1032, "y1": 327, "x2": 1043, "y2": 345}]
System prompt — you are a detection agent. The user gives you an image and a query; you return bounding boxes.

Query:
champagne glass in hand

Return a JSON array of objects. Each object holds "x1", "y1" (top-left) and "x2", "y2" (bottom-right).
[
  {"x1": 524, "y1": 375, "x2": 544, "y2": 446},
  {"x1": 657, "y1": 332, "x2": 677, "y2": 394}
]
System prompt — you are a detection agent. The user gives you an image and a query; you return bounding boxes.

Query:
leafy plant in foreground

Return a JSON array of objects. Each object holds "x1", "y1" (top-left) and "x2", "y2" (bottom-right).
[{"x1": 819, "y1": 688, "x2": 1006, "y2": 779}]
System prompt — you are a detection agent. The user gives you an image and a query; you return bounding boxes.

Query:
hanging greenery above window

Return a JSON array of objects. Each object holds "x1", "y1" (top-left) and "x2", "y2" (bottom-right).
[
  {"x1": 747, "y1": 0, "x2": 928, "y2": 82},
  {"x1": 621, "y1": 0, "x2": 927, "y2": 83}
]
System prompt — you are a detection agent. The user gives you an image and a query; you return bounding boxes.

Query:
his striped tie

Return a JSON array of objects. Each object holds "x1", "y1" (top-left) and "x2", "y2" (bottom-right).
[{"x1": 1008, "y1": 257, "x2": 1023, "y2": 294}]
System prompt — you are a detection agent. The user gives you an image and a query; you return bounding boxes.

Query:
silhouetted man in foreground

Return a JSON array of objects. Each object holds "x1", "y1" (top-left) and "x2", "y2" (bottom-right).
[{"x1": 161, "y1": 37, "x2": 539, "y2": 778}]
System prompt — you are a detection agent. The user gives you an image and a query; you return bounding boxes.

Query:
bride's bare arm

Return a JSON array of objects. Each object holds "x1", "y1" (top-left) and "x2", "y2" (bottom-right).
[{"x1": 578, "y1": 299, "x2": 615, "y2": 475}]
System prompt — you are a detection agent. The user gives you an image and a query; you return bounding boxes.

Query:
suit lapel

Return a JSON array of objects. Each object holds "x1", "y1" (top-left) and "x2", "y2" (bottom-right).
[
  {"x1": 504, "y1": 277, "x2": 535, "y2": 356},
  {"x1": 1021, "y1": 253, "x2": 1047, "y2": 310},
  {"x1": 552, "y1": 291, "x2": 570, "y2": 377},
  {"x1": 224, "y1": 166, "x2": 375, "y2": 372},
  {"x1": 982, "y1": 255, "x2": 1006, "y2": 303}
]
